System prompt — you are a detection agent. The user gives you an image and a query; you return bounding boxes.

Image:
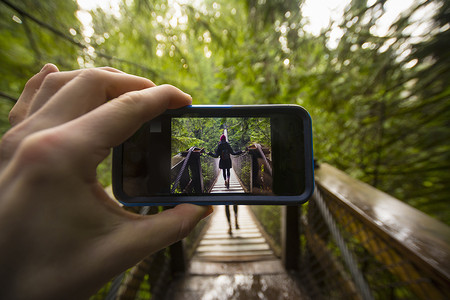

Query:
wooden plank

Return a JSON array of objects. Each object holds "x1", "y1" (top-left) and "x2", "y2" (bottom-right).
[
  {"x1": 189, "y1": 259, "x2": 284, "y2": 275},
  {"x1": 199, "y1": 237, "x2": 266, "y2": 246},
  {"x1": 210, "y1": 169, "x2": 245, "y2": 193},
  {"x1": 194, "y1": 252, "x2": 275, "y2": 262},
  {"x1": 167, "y1": 274, "x2": 304, "y2": 300},
  {"x1": 196, "y1": 250, "x2": 274, "y2": 257},
  {"x1": 196, "y1": 243, "x2": 271, "y2": 253},
  {"x1": 202, "y1": 232, "x2": 262, "y2": 239},
  {"x1": 208, "y1": 229, "x2": 260, "y2": 235}
]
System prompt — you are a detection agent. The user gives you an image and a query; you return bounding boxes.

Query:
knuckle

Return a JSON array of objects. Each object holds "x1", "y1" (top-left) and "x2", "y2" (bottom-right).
[
  {"x1": 15, "y1": 131, "x2": 64, "y2": 167},
  {"x1": 8, "y1": 107, "x2": 24, "y2": 126},
  {"x1": 112, "y1": 91, "x2": 145, "y2": 113},
  {"x1": 0, "y1": 129, "x2": 21, "y2": 157},
  {"x1": 2, "y1": 131, "x2": 71, "y2": 184},
  {"x1": 117, "y1": 90, "x2": 143, "y2": 104},
  {"x1": 78, "y1": 68, "x2": 106, "y2": 82},
  {"x1": 159, "y1": 84, "x2": 177, "y2": 94},
  {"x1": 157, "y1": 84, "x2": 185, "y2": 101},
  {"x1": 23, "y1": 76, "x2": 39, "y2": 91},
  {"x1": 40, "y1": 72, "x2": 66, "y2": 91},
  {"x1": 100, "y1": 66, "x2": 122, "y2": 73},
  {"x1": 74, "y1": 69, "x2": 109, "y2": 92}
]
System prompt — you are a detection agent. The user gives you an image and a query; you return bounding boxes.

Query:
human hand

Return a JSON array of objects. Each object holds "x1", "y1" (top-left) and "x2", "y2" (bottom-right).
[{"x1": 0, "y1": 64, "x2": 212, "y2": 299}]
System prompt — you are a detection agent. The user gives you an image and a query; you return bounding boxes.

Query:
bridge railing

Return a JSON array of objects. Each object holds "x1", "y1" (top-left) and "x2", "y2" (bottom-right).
[
  {"x1": 251, "y1": 163, "x2": 450, "y2": 300},
  {"x1": 231, "y1": 152, "x2": 251, "y2": 192},
  {"x1": 96, "y1": 162, "x2": 449, "y2": 300},
  {"x1": 232, "y1": 143, "x2": 272, "y2": 193},
  {"x1": 170, "y1": 147, "x2": 219, "y2": 194}
]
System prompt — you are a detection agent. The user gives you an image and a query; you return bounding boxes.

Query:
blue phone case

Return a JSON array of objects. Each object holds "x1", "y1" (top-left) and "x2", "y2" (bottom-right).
[{"x1": 112, "y1": 104, "x2": 314, "y2": 206}]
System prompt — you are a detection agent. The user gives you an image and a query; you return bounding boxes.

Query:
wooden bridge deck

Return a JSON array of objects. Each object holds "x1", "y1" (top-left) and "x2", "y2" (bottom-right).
[
  {"x1": 165, "y1": 206, "x2": 304, "y2": 299},
  {"x1": 210, "y1": 169, "x2": 245, "y2": 193}
]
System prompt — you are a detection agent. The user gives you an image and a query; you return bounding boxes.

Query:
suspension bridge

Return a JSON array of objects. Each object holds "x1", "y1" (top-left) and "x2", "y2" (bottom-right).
[
  {"x1": 170, "y1": 143, "x2": 272, "y2": 196},
  {"x1": 100, "y1": 154, "x2": 450, "y2": 300}
]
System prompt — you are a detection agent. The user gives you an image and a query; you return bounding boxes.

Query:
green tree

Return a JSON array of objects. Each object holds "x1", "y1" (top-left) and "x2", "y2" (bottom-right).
[
  {"x1": 0, "y1": 0, "x2": 448, "y2": 224},
  {"x1": 0, "y1": 0, "x2": 82, "y2": 134},
  {"x1": 308, "y1": 0, "x2": 450, "y2": 223}
]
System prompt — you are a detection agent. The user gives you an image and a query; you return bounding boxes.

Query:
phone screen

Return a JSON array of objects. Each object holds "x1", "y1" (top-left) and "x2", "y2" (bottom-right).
[
  {"x1": 114, "y1": 105, "x2": 314, "y2": 205},
  {"x1": 171, "y1": 116, "x2": 272, "y2": 195}
]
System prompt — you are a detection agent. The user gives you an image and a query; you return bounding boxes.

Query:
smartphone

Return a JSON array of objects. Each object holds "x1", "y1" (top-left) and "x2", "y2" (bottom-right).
[{"x1": 112, "y1": 105, "x2": 314, "y2": 206}]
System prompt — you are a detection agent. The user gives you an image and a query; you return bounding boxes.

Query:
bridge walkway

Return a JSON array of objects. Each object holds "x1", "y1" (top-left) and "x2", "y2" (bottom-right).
[
  {"x1": 210, "y1": 168, "x2": 245, "y2": 194},
  {"x1": 165, "y1": 205, "x2": 304, "y2": 299}
]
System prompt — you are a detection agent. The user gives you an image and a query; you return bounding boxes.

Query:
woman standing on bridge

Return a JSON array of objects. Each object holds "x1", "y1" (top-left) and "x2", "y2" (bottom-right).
[
  {"x1": 208, "y1": 134, "x2": 243, "y2": 189},
  {"x1": 208, "y1": 134, "x2": 244, "y2": 235}
]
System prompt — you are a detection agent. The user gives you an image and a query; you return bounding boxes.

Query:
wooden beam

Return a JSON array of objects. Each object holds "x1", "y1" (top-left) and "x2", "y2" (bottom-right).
[{"x1": 281, "y1": 205, "x2": 300, "y2": 271}]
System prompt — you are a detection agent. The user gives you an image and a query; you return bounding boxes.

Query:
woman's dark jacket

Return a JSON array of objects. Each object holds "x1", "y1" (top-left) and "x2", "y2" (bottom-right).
[{"x1": 210, "y1": 141, "x2": 242, "y2": 169}]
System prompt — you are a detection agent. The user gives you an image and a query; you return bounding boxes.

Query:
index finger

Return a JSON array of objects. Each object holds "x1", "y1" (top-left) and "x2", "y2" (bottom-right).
[
  {"x1": 9, "y1": 64, "x2": 59, "y2": 126},
  {"x1": 1, "y1": 69, "x2": 159, "y2": 164},
  {"x1": 60, "y1": 84, "x2": 192, "y2": 169}
]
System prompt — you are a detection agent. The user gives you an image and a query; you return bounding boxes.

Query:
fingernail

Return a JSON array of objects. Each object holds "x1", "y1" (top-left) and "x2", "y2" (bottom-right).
[
  {"x1": 40, "y1": 64, "x2": 50, "y2": 73},
  {"x1": 202, "y1": 206, "x2": 214, "y2": 219},
  {"x1": 40, "y1": 63, "x2": 58, "y2": 73}
]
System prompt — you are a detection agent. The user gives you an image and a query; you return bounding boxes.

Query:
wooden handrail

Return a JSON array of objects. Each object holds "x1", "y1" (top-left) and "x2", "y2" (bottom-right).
[{"x1": 315, "y1": 163, "x2": 450, "y2": 293}]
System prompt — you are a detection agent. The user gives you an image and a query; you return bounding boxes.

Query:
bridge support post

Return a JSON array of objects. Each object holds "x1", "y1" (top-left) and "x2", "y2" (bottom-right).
[
  {"x1": 169, "y1": 240, "x2": 186, "y2": 275},
  {"x1": 164, "y1": 206, "x2": 186, "y2": 275},
  {"x1": 188, "y1": 152, "x2": 204, "y2": 193},
  {"x1": 281, "y1": 206, "x2": 300, "y2": 271}
]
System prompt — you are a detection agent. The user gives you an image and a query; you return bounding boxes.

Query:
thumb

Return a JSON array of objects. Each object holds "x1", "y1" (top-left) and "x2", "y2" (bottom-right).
[{"x1": 106, "y1": 204, "x2": 212, "y2": 267}]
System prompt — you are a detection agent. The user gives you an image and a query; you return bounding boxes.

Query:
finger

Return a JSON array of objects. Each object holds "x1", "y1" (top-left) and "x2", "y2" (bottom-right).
[
  {"x1": 1, "y1": 69, "x2": 157, "y2": 164},
  {"x1": 31, "y1": 69, "x2": 156, "y2": 126},
  {"x1": 28, "y1": 67, "x2": 152, "y2": 117},
  {"x1": 63, "y1": 84, "x2": 191, "y2": 159},
  {"x1": 9, "y1": 64, "x2": 59, "y2": 126},
  {"x1": 107, "y1": 204, "x2": 211, "y2": 267},
  {"x1": 48, "y1": 84, "x2": 191, "y2": 177},
  {"x1": 97, "y1": 66, "x2": 125, "y2": 73}
]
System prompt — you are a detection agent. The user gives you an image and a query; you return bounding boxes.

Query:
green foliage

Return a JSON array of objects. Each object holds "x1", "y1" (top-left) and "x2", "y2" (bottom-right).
[
  {"x1": 307, "y1": 0, "x2": 450, "y2": 224},
  {"x1": 250, "y1": 205, "x2": 281, "y2": 246},
  {"x1": 0, "y1": 0, "x2": 448, "y2": 224},
  {"x1": 0, "y1": 0, "x2": 81, "y2": 101},
  {"x1": 96, "y1": 153, "x2": 112, "y2": 187},
  {"x1": 171, "y1": 117, "x2": 270, "y2": 156},
  {"x1": 200, "y1": 158, "x2": 217, "y2": 192}
]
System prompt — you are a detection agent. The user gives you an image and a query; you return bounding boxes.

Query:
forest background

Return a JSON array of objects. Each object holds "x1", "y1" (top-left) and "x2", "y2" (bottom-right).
[
  {"x1": 171, "y1": 117, "x2": 271, "y2": 157},
  {"x1": 0, "y1": 0, "x2": 448, "y2": 225}
]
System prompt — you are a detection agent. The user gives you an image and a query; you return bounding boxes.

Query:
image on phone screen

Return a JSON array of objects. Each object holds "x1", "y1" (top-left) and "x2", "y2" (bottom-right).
[
  {"x1": 114, "y1": 105, "x2": 314, "y2": 205},
  {"x1": 171, "y1": 117, "x2": 273, "y2": 195}
]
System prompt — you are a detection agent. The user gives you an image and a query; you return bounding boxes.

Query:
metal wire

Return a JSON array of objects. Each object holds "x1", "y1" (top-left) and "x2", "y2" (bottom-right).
[
  {"x1": 171, "y1": 147, "x2": 194, "y2": 193},
  {"x1": 313, "y1": 186, "x2": 375, "y2": 300}
]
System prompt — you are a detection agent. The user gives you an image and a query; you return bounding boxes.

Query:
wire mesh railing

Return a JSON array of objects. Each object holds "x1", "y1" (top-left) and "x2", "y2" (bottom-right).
[
  {"x1": 170, "y1": 148, "x2": 219, "y2": 194},
  {"x1": 251, "y1": 163, "x2": 450, "y2": 300},
  {"x1": 231, "y1": 152, "x2": 251, "y2": 192},
  {"x1": 200, "y1": 155, "x2": 219, "y2": 193},
  {"x1": 231, "y1": 143, "x2": 272, "y2": 194}
]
